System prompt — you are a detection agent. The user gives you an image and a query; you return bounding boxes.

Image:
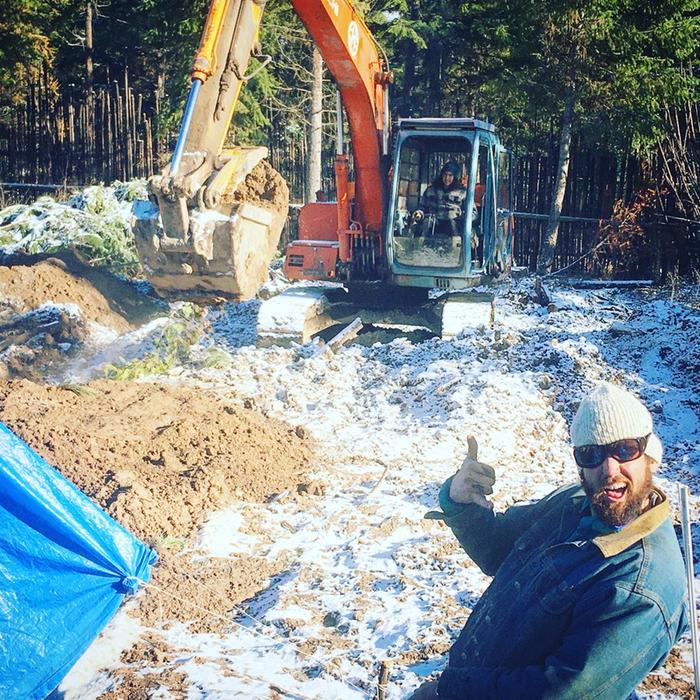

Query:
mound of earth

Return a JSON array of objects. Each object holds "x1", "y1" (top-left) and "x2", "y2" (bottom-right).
[
  {"x1": 228, "y1": 158, "x2": 290, "y2": 254},
  {"x1": 0, "y1": 378, "x2": 321, "y2": 693},
  {"x1": 0, "y1": 255, "x2": 163, "y2": 330},
  {"x1": 0, "y1": 260, "x2": 126, "y2": 331},
  {"x1": 0, "y1": 376, "x2": 323, "y2": 696},
  {"x1": 0, "y1": 379, "x2": 313, "y2": 542},
  {"x1": 0, "y1": 255, "x2": 164, "y2": 379},
  {"x1": 228, "y1": 158, "x2": 289, "y2": 217}
]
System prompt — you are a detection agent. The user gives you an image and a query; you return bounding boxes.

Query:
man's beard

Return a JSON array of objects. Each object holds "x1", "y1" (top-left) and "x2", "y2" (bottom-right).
[{"x1": 581, "y1": 464, "x2": 654, "y2": 528}]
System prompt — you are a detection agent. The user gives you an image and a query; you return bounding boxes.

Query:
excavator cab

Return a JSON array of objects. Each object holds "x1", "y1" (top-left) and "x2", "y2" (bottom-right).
[{"x1": 387, "y1": 118, "x2": 513, "y2": 290}]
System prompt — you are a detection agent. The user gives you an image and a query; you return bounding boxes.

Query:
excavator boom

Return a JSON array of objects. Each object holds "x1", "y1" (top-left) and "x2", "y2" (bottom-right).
[
  {"x1": 291, "y1": 0, "x2": 389, "y2": 232},
  {"x1": 132, "y1": 0, "x2": 391, "y2": 300}
]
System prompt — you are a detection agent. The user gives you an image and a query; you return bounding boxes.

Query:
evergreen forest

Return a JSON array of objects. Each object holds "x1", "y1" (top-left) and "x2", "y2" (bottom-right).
[{"x1": 1, "y1": 0, "x2": 699, "y2": 277}]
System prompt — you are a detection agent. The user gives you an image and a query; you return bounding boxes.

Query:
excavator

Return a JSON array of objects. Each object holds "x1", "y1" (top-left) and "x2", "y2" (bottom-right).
[{"x1": 132, "y1": 0, "x2": 516, "y2": 345}]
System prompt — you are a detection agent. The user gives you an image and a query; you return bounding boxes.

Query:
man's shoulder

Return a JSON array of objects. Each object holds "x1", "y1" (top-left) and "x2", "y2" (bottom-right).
[
  {"x1": 593, "y1": 498, "x2": 685, "y2": 605},
  {"x1": 639, "y1": 516, "x2": 685, "y2": 584},
  {"x1": 499, "y1": 483, "x2": 581, "y2": 514},
  {"x1": 611, "y1": 518, "x2": 687, "y2": 633},
  {"x1": 501, "y1": 483, "x2": 582, "y2": 524}
]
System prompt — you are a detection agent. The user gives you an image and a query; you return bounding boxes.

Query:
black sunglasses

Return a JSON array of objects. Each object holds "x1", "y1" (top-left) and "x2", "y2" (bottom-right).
[{"x1": 573, "y1": 435, "x2": 649, "y2": 469}]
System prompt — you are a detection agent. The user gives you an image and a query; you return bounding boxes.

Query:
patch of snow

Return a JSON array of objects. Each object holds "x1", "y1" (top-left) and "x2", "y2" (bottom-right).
[{"x1": 56, "y1": 275, "x2": 700, "y2": 698}]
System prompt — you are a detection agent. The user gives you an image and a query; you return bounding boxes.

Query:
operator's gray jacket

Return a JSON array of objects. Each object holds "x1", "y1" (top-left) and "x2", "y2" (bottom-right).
[
  {"x1": 429, "y1": 481, "x2": 688, "y2": 699},
  {"x1": 422, "y1": 182, "x2": 466, "y2": 221}
]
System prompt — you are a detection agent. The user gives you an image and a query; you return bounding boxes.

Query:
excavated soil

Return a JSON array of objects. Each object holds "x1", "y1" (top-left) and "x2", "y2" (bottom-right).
[
  {"x1": 0, "y1": 377, "x2": 319, "y2": 693},
  {"x1": 0, "y1": 256, "x2": 164, "y2": 379},
  {"x1": 0, "y1": 379, "x2": 312, "y2": 542},
  {"x1": 228, "y1": 158, "x2": 289, "y2": 217},
  {"x1": 0, "y1": 240, "x2": 323, "y2": 698},
  {"x1": 2, "y1": 258, "x2": 691, "y2": 699},
  {"x1": 0, "y1": 256, "x2": 162, "y2": 330},
  {"x1": 229, "y1": 158, "x2": 290, "y2": 253}
]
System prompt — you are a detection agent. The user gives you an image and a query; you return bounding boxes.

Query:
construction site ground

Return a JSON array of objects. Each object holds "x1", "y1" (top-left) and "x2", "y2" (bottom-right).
[{"x1": 0, "y1": 256, "x2": 699, "y2": 699}]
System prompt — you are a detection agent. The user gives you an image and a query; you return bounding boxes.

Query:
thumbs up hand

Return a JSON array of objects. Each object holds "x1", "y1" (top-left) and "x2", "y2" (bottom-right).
[{"x1": 449, "y1": 435, "x2": 496, "y2": 509}]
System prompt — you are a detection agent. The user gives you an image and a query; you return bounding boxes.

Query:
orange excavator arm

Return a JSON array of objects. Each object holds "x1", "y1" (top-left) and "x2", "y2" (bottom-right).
[
  {"x1": 133, "y1": 0, "x2": 390, "y2": 299},
  {"x1": 291, "y1": 1, "x2": 391, "y2": 234}
]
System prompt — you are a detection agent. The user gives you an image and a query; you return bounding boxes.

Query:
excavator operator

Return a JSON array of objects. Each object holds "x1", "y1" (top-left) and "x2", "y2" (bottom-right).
[{"x1": 412, "y1": 161, "x2": 467, "y2": 236}]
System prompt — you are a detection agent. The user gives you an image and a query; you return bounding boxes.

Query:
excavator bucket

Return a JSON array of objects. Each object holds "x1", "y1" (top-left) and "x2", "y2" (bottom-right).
[
  {"x1": 132, "y1": 149, "x2": 289, "y2": 300},
  {"x1": 130, "y1": 0, "x2": 288, "y2": 300}
]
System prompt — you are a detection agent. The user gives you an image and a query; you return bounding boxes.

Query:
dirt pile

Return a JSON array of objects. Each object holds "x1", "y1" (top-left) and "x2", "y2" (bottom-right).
[
  {"x1": 228, "y1": 158, "x2": 289, "y2": 219},
  {"x1": 0, "y1": 378, "x2": 321, "y2": 691},
  {"x1": 0, "y1": 269, "x2": 324, "y2": 697},
  {"x1": 0, "y1": 379, "x2": 313, "y2": 542},
  {"x1": 0, "y1": 256, "x2": 164, "y2": 379},
  {"x1": 0, "y1": 256, "x2": 161, "y2": 329},
  {"x1": 229, "y1": 158, "x2": 290, "y2": 257}
]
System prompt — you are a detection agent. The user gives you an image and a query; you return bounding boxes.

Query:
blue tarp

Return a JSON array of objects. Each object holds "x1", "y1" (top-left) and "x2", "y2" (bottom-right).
[{"x1": 0, "y1": 421, "x2": 156, "y2": 699}]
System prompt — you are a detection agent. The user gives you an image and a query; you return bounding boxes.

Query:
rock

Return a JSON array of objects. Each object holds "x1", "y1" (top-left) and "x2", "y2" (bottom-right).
[
  {"x1": 114, "y1": 469, "x2": 137, "y2": 488},
  {"x1": 44, "y1": 257, "x2": 68, "y2": 270},
  {"x1": 608, "y1": 322, "x2": 632, "y2": 337},
  {"x1": 297, "y1": 480, "x2": 325, "y2": 496},
  {"x1": 540, "y1": 352, "x2": 561, "y2": 368},
  {"x1": 323, "y1": 611, "x2": 342, "y2": 627},
  {"x1": 538, "y1": 374, "x2": 553, "y2": 390}
]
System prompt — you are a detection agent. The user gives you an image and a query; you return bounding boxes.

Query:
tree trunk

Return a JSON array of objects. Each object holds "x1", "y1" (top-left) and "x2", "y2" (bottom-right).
[
  {"x1": 306, "y1": 47, "x2": 323, "y2": 202},
  {"x1": 399, "y1": 1, "x2": 420, "y2": 116},
  {"x1": 154, "y1": 69, "x2": 165, "y2": 154},
  {"x1": 85, "y1": 0, "x2": 94, "y2": 178},
  {"x1": 85, "y1": 0, "x2": 93, "y2": 93},
  {"x1": 427, "y1": 39, "x2": 443, "y2": 116},
  {"x1": 537, "y1": 81, "x2": 576, "y2": 275}
]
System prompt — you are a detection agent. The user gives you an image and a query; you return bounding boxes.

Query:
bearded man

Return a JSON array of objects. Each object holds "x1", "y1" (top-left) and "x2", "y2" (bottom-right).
[{"x1": 411, "y1": 382, "x2": 688, "y2": 699}]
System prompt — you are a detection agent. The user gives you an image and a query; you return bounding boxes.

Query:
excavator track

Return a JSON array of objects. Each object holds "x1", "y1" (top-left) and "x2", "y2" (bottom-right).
[{"x1": 255, "y1": 283, "x2": 495, "y2": 347}]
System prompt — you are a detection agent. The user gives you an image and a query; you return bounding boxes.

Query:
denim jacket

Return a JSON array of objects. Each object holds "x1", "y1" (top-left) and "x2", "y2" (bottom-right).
[{"x1": 430, "y1": 481, "x2": 688, "y2": 699}]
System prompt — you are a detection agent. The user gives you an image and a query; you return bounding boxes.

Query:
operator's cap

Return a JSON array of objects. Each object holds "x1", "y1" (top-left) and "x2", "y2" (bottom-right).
[
  {"x1": 441, "y1": 161, "x2": 461, "y2": 179},
  {"x1": 570, "y1": 382, "x2": 663, "y2": 463}
]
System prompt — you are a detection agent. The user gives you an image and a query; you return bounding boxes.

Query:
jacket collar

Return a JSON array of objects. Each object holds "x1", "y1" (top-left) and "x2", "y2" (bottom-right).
[{"x1": 590, "y1": 487, "x2": 669, "y2": 558}]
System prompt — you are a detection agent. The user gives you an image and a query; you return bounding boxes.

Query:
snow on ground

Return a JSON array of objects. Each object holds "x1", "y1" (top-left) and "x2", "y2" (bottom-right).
[{"x1": 54, "y1": 277, "x2": 700, "y2": 699}]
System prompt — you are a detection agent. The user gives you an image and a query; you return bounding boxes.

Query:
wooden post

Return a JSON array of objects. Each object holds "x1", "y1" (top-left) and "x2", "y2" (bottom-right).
[
  {"x1": 145, "y1": 117, "x2": 153, "y2": 176},
  {"x1": 375, "y1": 661, "x2": 389, "y2": 700},
  {"x1": 124, "y1": 67, "x2": 133, "y2": 179},
  {"x1": 114, "y1": 80, "x2": 122, "y2": 180},
  {"x1": 105, "y1": 88, "x2": 112, "y2": 180},
  {"x1": 314, "y1": 317, "x2": 363, "y2": 356}
]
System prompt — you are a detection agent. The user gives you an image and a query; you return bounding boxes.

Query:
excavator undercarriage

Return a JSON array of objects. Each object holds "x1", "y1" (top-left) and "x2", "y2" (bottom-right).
[{"x1": 256, "y1": 283, "x2": 497, "y2": 348}]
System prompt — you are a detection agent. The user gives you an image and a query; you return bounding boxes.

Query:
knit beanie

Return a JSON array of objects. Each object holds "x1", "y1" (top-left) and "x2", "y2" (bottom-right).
[
  {"x1": 441, "y1": 161, "x2": 461, "y2": 179},
  {"x1": 570, "y1": 382, "x2": 663, "y2": 463}
]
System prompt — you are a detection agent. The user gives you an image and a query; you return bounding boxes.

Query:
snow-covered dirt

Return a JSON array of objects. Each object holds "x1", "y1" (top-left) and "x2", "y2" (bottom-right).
[
  {"x1": 48, "y1": 277, "x2": 700, "y2": 699},
  {"x1": 0, "y1": 203, "x2": 698, "y2": 698}
]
